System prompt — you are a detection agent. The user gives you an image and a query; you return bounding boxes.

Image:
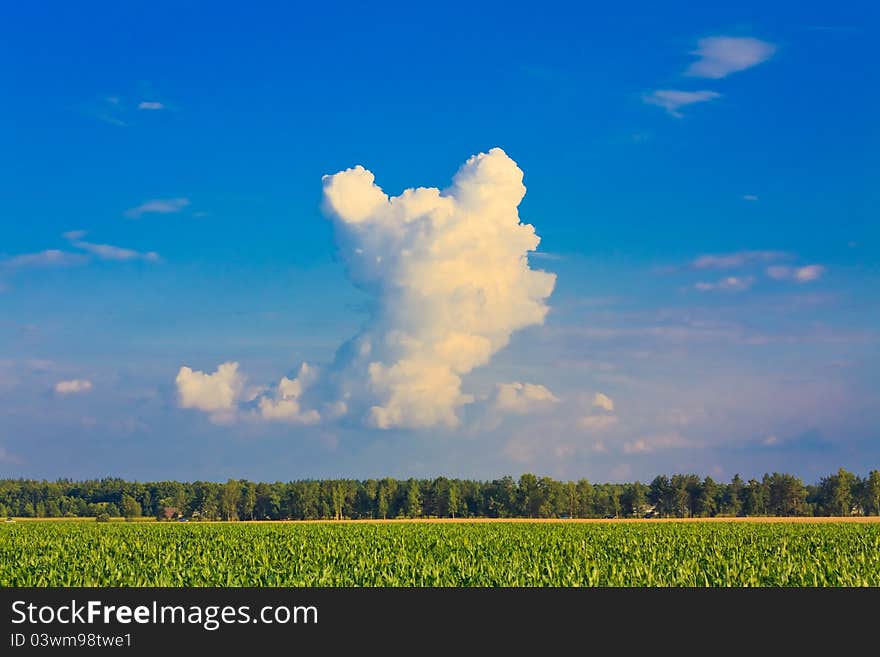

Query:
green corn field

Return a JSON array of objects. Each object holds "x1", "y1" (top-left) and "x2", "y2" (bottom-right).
[{"x1": 2, "y1": 521, "x2": 879, "y2": 586}]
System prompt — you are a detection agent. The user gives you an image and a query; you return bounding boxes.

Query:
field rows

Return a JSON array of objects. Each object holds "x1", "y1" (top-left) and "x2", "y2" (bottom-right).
[{"x1": 2, "y1": 521, "x2": 879, "y2": 586}]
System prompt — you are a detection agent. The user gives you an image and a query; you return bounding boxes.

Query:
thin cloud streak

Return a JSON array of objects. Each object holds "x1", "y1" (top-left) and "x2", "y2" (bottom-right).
[
  {"x1": 643, "y1": 89, "x2": 720, "y2": 118},
  {"x1": 54, "y1": 379, "x2": 93, "y2": 395},
  {"x1": 0, "y1": 250, "x2": 88, "y2": 271},
  {"x1": 694, "y1": 276, "x2": 755, "y2": 292},
  {"x1": 691, "y1": 250, "x2": 789, "y2": 270},
  {"x1": 63, "y1": 231, "x2": 160, "y2": 262},
  {"x1": 70, "y1": 240, "x2": 160, "y2": 263},
  {"x1": 124, "y1": 198, "x2": 190, "y2": 219},
  {"x1": 767, "y1": 265, "x2": 826, "y2": 282}
]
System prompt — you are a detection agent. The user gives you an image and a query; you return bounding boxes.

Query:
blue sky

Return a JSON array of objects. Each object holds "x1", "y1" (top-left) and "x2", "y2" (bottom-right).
[{"x1": 1, "y1": 2, "x2": 877, "y2": 483}]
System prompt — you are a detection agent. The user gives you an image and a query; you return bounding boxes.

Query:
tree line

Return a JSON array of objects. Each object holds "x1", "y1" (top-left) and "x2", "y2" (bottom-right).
[{"x1": 0, "y1": 468, "x2": 878, "y2": 521}]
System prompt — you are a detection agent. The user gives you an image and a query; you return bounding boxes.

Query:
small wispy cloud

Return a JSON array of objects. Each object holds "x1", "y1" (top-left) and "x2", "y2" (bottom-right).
[
  {"x1": 623, "y1": 432, "x2": 693, "y2": 454},
  {"x1": 1, "y1": 233, "x2": 160, "y2": 289},
  {"x1": 691, "y1": 250, "x2": 788, "y2": 270},
  {"x1": 766, "y1": 264, "x2": 826, "y2": 282},
  {"x1": 54, "y1": 379, "x2": 93, "y2": 395},
  {"x1": 89, "y1": 96, "x2": 128, "y2": 127},
  {"x1": 64, "y1": 232, "x2": 160, "y2": 262},
  {"x1": 694, "y1": 276, "x2": 755, "y2": 292},
  {"x1": 124, "y1": 197, "x2": 190, "y2": 219},
  {"x1": 87, "y1": 92, "x2": 172, "y2": 125},
  {"x1": 492, "y1": 382, "x2": 560, "y2": 415},
  {"x1": 803, "y1": 25, "x2": 860, "y2": 33},
  {"x1": 578, "y1": 414, "x2": 618, "y2": 431},
  {"x1": 592, "y1": 392, "x2": 614, "y2": 412},
  {"x1": 528, "y1": 251, "x2": 564, "y2": 261},
  {"x1": 578, "y1": 392, "x2": 617, "y2": 432},
  {"x1": 643, "y1": 89, "x2": 720, "y2": 118},
  {"x1": 685, "y1": 36, "x2": 777, "y2": 79},
  {"x1": 0, "y1": 250, "x2": 88, "y2": 271},
  {"x1": 95, "y1": 113, "x2": 127, "y2": 127},
  {"x1": 0, "y1": 447, "x2": 23, "y2": 465},
  {"x1": 742, "y1": 194, "x2": 759, "y2": 201}
]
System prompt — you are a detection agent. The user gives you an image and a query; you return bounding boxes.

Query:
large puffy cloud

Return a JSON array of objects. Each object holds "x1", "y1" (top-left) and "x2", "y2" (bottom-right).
[
  {"x1": 175, "y1": 148, "x2": 556, "y2": 429},
  {"x1": 320, "y1": 147, "x2": 556, "y2": 428},
  {"x1": 175, "y1": 362, "x2": 244, "y2": 423}
]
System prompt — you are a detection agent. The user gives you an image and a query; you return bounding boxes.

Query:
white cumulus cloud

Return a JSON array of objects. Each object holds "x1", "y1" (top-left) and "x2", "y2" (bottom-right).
[
  {"x1": 320, "y1": 147, "x2": 556, "y2": 428},
  {"x1": 55, "y1": 379, "x2": 92, "y2": 395},
  {"x1": 175, "y1": 148, "x2": 556, "y2": 430},
  {"x1": 685, "y1": 36, "x2": 777, "y2": 79}
]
